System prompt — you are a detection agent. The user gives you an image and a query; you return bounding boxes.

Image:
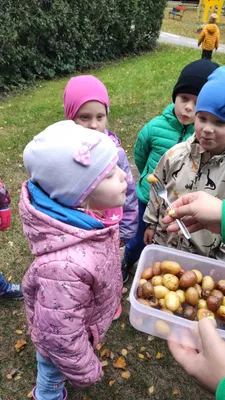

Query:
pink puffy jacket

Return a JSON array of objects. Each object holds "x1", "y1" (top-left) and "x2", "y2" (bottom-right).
[{"x1": 19, "y1": 182, "x2": 122, "y2": 387}]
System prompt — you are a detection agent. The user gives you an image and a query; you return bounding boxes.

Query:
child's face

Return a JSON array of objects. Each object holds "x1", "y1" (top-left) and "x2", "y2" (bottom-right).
[
  {"x1": 174, "y1": 93, "x2": 197, "y2": 125},
  {"x1": 74, "y1": 101, "x2": 107, "y2": 133},
  {"x1": 195, "y1": 111, "x2": 225, "y2": 155},
  {"x1": 88, "y1": 165, "x2": 127, "y2": 210}
]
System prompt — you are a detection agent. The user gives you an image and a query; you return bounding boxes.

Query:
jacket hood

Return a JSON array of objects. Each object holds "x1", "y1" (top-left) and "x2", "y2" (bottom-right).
[
  {"x1": 163, "y1": 103, "x2": 194, "y2": 132},
  {"x1": 19, "y1": 181, "x2": 115, "y2": 256},
  {"x1": 206, "y1": 24, "x2": 218, "y2": 34}
]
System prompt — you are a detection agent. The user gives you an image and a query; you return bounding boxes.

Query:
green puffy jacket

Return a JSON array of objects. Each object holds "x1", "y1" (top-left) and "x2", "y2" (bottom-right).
[{"x1": 134, "y1": 103, "x2": 194, "y2": 204}]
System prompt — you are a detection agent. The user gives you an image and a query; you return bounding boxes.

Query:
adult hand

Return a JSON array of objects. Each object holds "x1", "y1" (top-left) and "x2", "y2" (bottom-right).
[
  {"x1": 168, "y1": 318, "x2": 225, "y2": 394},
  {"x1": 162, "y1": 192, "x2": 222, "y2": 234},
  {"x1": 144, "y1": 227, "x2": 155, "y2": 245}
]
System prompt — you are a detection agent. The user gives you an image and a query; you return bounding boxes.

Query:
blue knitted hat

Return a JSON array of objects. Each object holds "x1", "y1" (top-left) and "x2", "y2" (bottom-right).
[{"x1": 196, "y1": 66, "x2": 225, "y2": 121}]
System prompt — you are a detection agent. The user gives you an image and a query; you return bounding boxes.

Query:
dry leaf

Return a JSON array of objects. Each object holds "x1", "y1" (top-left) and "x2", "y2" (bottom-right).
[
  {"x1": 122, "y1": 287, "x2": 128, "y2": 294},
  {"x1": 121, "y1": 370, "x2": 131, "y2": 379},
  {"x1": 96, "y1": 343, "x2": 103, "y2": 351},
  {"x1": 138, "y1": 353, "x2": 144, "y2": 359},
  {"x1": 121, "y1": 349, "x2": 128, "y2": 356},
  {"x1": 15, "y1": 330, "x2": 23, "y2": 335},
  {"x1": 7, "y1": 374, "x2": 13, "y2": 380},
  {"x1": 100, "y1": 348, "x2": 108, "y2": 358},
  {"x1": 148, "y1": 335, "x2": 155, "y2": 342},
  {"x1": 173, "y1": 388, "x2": 181, "y2": 396},
  {"x1": 14, "y1": 375, "x2": 22, "y2": 381},
  {"x1": 15, "y1": 339, "x2": 27, "y2": 352},
  {"x1": 8, "y1": 368, "x2": 19, "y2": 377},
  {"x1": 127, "y1": 345, "x2": 134, "y2": 351},
  {"x1": 110, "y1": 351, "x2": 115, "y2": 360},
  {"x1": 156, "y1": 352, "x2": 164, "y2": 359},
  {"x1": 27, "y1": 392, "x2": 33, "y2": 398},
  {"x1": 140, "y1": 346, "x2": 146, "y2": 352},
  {"x1": 101, "y1": 360, "x2": 108, "y2": 367},
  {"x1": 149, "y1": 385, "x2": 154, "y2": 394},
  {"x1": 120, "y1": 323, "x2": 126, "y2": 329},
  {"x1": 113, "y1": 356, "x2": 126, "y2": 369},
  {"x1": 126, "y1": 296, "x2": 130, "y2": 302},
  {"x1": 146, "y1": 352, "x2": 152, "y2": 359},
  {"x1": 7, "y1": 276, "x2": 12, "y2": 282},
  {"x1": 108, "y1": 380, "x2": 115, "y2": 387}
]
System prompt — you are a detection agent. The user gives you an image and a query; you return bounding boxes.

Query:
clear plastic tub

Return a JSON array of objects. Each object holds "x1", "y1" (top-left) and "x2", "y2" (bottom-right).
[{"x1": 129, "y1": 244, "x2": 225, "y2": 349}]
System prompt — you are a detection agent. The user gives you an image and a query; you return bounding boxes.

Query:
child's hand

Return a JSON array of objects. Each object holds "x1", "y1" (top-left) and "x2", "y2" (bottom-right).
[
  {"x1": 0, "y1": 208, "x2": 11, "y2": 231},
  {"x1": 144, "y1": 227, "x2": 155, "y2": 245},
  {"x1": 120, "y1": 240, "x2": 125, "y2": 248},
  {"x1": 168, "y1": 318, "x2": 225, "y2": 394}
]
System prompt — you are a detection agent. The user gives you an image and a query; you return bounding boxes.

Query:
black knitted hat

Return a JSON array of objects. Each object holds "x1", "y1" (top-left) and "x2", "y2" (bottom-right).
[{"x1": 172, "y1": 59, "x2": 219, "y2": 103}]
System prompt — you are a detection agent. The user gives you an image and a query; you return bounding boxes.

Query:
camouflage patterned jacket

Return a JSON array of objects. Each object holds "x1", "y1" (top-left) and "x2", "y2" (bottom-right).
[{"x1": 144, "y1": 133, "x2": 225, "y2": 260}]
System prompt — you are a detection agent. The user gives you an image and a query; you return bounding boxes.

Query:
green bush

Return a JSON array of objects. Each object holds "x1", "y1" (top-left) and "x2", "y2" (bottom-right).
[{"x1": 0, "y1": 0, "x2": 166, "y2": 91}]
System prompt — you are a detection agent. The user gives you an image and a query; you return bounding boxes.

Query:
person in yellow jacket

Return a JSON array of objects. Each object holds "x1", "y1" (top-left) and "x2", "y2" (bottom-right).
[{"x1": 198, "y1": 13, "x2": 220, "y2": 60}]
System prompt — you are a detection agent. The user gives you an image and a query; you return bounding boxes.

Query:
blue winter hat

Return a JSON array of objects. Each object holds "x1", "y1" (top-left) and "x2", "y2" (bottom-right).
[{"x1": 196, "y1": 66, "x2": 225, "y2": 121}]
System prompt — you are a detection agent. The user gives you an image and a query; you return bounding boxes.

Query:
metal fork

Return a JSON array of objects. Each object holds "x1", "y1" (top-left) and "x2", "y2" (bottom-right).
[{"x1": 151, "y1": 173, "x2": 191, "y2": 240}]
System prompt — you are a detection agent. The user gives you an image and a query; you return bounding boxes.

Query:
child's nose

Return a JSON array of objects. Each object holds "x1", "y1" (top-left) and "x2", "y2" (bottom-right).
[
  {"x1": 185, "y1": 102, "x2": 194, "y2": 112},
  {"x1": 89, "y1": 119, "x2": 98, "y2": 130},
  {"x1": 203, "y1": 124, "x2": 214, "y2": 133},
  {"x1": 121, "y1": 169, "x2": 127, "y2": 181}
]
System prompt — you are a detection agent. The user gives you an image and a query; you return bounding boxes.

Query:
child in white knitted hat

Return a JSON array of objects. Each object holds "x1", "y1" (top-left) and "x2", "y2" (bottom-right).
[{"x1": 19, "y1": 120, "x2": 127, "y2": 400}]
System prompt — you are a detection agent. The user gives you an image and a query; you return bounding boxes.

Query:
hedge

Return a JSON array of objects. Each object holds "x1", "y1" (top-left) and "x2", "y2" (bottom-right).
[{"x1": 0, "y1": 0, "x2": 166, "y2": 90}]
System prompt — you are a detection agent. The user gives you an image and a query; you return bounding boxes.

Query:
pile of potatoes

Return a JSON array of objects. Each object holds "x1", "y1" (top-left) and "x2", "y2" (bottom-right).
[{"x1": 137, "y1": 260, "x2": 225, "y2": 322}]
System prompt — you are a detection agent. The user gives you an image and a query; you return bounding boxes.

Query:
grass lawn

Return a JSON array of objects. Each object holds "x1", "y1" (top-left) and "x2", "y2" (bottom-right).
[
  {"x1": 0, "y1": 44, "x2": 223, "y2": 400},
  {"x1": 162, "y1": 7, "x2": 225, "y2": 44}
]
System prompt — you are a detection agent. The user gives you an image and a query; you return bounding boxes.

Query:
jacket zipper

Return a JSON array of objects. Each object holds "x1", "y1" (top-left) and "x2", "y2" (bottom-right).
[{"x1": 178, "y1": 125, "x2": 188, "y2": 143}]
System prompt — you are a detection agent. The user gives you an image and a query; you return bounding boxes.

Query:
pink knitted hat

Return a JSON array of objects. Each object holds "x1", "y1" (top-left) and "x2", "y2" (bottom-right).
[{"x1": 63, "y1": 75, "x2": 110, "y2": 120}]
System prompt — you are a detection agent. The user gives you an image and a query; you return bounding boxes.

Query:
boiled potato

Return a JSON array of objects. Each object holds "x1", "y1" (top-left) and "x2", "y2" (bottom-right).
[
  {"x1": 165, "y1": 291, "x2": 180, "y2": 312},
  {"x1": 142, "y1": 281, "x2": 154, "y2": 299},
  {"x1": 194, "y1": 283, "x2": 202, "y2": 298},
  {"x1": 216, "y1": 305, "x2": 225, "y2": 322},
  {"x1": 185, "y1": 287, "x2": 199, "y2": 307},
  {"x1": 192, "y1": 269, "x2": 203, "y2": 284},
  {"x1": 147, "y1": 174, "x2": 158, "y2": 184},
  {"x1": 198, "y1": 299, "x2": 207, "y2": 309},
  {"x1": 207, "y1": 295, "x2": 222, "y2": 312},
  {"x1": 179, "y1": 270, "x2": 197, "y2": 289},
  {"x1": 163, "y1": 274, "x2": 179, "y2": 291},
  {"x1": 160, "y1": 260, "x2": 181, "y2": 275},
  {"x1": 154, "y1": 285, "x2": 170, "y2": 299},
  {"x1": 183, "y1": 305, "x2": 197, "y2": 321},
  {"x1": 152, "y1": 261, "x2": 161, "y2": 276},
  {"x1": 202, "y1": 276, "x2": 215, "y2": 291},
  {"x1": 154, "y1": 320, "x2": 171, "y2": 336},
  {"x1": 176, "y1": 289, "x2": 185, "y2": 304},
  {"x1": 152, "y1": 275, "x2": 163, "y2": 286},
  {"x1": 139, "y1": 279, "x2": 147, "y2": 285},
  {"x1": 159, "y1": 298, "x2": 166, "y2": 308},
  {"x1": 217, "y1": 280, "x2": 225, "y2": 295},
  {"x1": 197, "y1": 308, "x2": 215, "y2": 320},
  {"x1": 141, "y1": 267, "x2": 153, "y2": 280},
  {"x1": 137, "y1": 298, "x2": 150, "y2": 306}
]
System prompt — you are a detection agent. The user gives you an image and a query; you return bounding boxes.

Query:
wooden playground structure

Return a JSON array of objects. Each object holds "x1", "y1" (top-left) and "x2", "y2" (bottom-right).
[{"x1": 198, "y1": 0, "x2": 223, "y2": 23}]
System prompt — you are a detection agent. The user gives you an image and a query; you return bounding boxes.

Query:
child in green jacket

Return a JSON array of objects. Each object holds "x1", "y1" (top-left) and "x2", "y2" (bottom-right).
[{"x1": 122, "y1": 59, "x2": 219, "y2": 282}]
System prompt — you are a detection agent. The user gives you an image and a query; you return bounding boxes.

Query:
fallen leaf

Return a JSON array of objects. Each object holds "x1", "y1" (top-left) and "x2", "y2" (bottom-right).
[
  {"x1": 149, "y1": 385, "x2": 154, "y2": 394},
  {"x1": 121, "y1": 349, "x2": 128, "y2": 356},
  {"x1": 121, "y1": 370, "x2": 131, "y2": 379},
  {"x1": 138, "y1": 353, "x2": 144, "y2": 359},
  {"x1": 110, "y1": 351, "x2": 115, "y2": 360},
  {"x1": 14, "y1": 339, "x2": 27, "y2": 352},
  {"x1": 127, "y1": 345, "x2": 134, "y2": 351},
  {"x1": 140, "y1": 346, "x2": 146, "y2": 352},
  {"x1": 101, "y1": 360, "x2": 108, "y2": 367},
  {"x1": 100, "y1": 348, "x2": 109, "y2": 358},
  {"x1": 14, "y1": 375, "x2": 22, "y2": 381},
  {"x1": 145, "y1": 352, "x2": 152, "y2": 359},
  {"x1": 27, "y1": 392, "x2": 33, "y2": 398},
  {"x1": 7, "y1": 374, "x2": 13, "y2": 380},
  {"x1": 8, "y1": 368, "x2": 19, "y2": 377},
  {"x1": 173, "y1": 388, "x2": 181, "y2": 396},
  {"x1": 148, "y1": 335, "x2": 155, "y2": 342},
  {"x1": 7, "y1": 276, "x2": 12, "y2": 282},
  {"x1": 96, "y1": 343, "x2": 103, "y2": 351},
  {"x1": 156, "y1": 352, "x2": 164, "y2": 359},
  {"x1": 122, "y1": 287, "x2": 128, "y2": 294},
  {"x1": 113, "y1": 356, "x2": 126, "y2": 369},
  {"x1": 8, "y1": 241, "x2": 14, "y2": 247},
  {"x1": 126, "y1": 296, "x2": 130, "y2": 302},
  {"x1": 108, "y1": 380, "x2": 115, "y2": 387},
  {"x1": 120, "y1": 323, "x2": 126, "y2": 329},
  {"x1": 19, "y1": 154, "x2": 23, "y2": 158},
  {"x1": 15, "y1": 330, "x2": 23, "y2": 335}
]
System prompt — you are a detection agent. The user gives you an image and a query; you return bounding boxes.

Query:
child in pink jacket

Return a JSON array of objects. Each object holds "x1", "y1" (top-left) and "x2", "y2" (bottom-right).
[
  {"x1": 63, "y1": 75, "x2": 138, "y2": 247},
  {"x1": 19, "y1": 121, "x2": 127, "y2": 400}
]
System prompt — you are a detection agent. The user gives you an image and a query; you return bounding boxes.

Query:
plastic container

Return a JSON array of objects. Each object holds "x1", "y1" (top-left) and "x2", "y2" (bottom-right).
[{"x1": 129, "y1": 244, "x2": 225, "y2": 349}]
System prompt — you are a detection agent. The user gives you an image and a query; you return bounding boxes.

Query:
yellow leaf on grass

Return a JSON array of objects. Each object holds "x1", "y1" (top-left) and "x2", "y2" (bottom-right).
[
  {"x1": 120, "y1": 322, "x2": 126, "y2": 329},
  {"x1": 113, "y1": 357, "x2": 126, "y2": 369},
  {"x1": 27, "y1": 392, "x2": 33, "y2": 398},
  {"x1": 121, "y1": 370, "x2": 131, "y2": 379},
  {"x1": 15, "y1": 339, "x2": 27, "y2": 352},
  {"x1": 101, "y1": 360, "x2": 108, "y2": 367},
  {"x1": 7, "y1": 374, "x2": 12, "y2": 380},
  {"x1": 96, "y1": 343, "x2": 103, "y2": 351},
  {"x1": 108, "y1": 380, "x2": 115, "y2": 387},
  {"x1": 173, "y1": 388, "x2": 181, "y2": 396},
  {"x1": 15, "y1": 330, "x2": 23, "y2": 335},
  {"x1": 149, "y1": 385, "x2": 154, "y2": 394},
  {"x1": 138, "y1": 353, "x2": 144, "y2": 359},
  {"x1": 14, "y1": 375, "x2": 22, "y2": 381},
  {"x1": 7, "y1": 276, "x2": 12, "y2": 282},
  {"x1": 156, "y1": 352, "x2": 164, "y2": 359},
  {"x1": 140, "y1": 346, "x2": 146, "y2": 352},
  {"x1": 148, "y1": 335, "x2": 155, "y2": 342},
  {"x1": 100, "y1": 348, "x2": 109, "y2": 358},
  {"x1": 121, "y1": 349, "x2": 128, "y2": 356}
]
